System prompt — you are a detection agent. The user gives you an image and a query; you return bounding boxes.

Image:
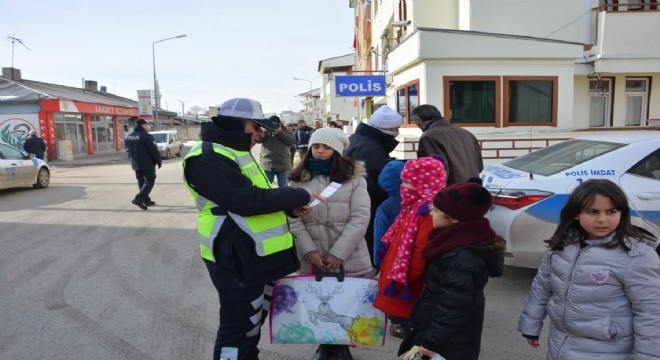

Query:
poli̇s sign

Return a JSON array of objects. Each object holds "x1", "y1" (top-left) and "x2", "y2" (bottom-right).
[{"x1": 335, "y1": 75, "x2": 386, "y2": 97}]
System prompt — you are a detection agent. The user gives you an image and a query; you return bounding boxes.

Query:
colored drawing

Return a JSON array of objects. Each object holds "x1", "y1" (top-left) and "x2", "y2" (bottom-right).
[
  {"x1": 272, "y1": 284, "x2": 298, "y2": 315},
  {"x1": 351, "y1": 316, "x2": 385, "y2": 345},
  {"x1": 357, "y1": 282, "x2": 378, "y2": 304},
  {"x1": 274, "y1": 322, "x2": 316, "y2": 343},
  {"x1": 270, "y1": 276, "x2": 386, "y2": 346}
]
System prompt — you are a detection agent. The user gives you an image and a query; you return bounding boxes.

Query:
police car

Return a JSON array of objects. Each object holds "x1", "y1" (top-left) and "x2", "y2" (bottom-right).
[
  {"x1": 0, "y1": 142, "x2": 50, "y2": 190},
  {"x1": 481, "y1": 133, "x2": 659, "y2": 268}
]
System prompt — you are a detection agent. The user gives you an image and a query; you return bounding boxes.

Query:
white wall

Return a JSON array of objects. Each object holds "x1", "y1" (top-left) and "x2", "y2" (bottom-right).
[{"x1": 470, "y1": 0, "x2": 589, "y2": 43}]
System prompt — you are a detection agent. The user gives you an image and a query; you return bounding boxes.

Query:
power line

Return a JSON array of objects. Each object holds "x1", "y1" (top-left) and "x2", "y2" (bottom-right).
[{"x1": 544, "y1": 9, "x2": 591, "y2": 38}]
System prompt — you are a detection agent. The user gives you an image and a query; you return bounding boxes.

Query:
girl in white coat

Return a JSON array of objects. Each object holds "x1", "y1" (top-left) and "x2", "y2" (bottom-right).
[
  {"x1": 287, "y1": 127, "x2": 373, "y2": 360},
  {"x1": 518, "y1": 179, "x2": 660, "y2": 360},
  {"x1": 287, "y1": 127, "x2": 373, "y2": 276}
]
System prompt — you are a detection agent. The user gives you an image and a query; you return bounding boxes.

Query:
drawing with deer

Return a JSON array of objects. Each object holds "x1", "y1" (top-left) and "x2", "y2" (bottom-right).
[{"x1": 306, "y1": 284, "x2": 358, "y2": 343}]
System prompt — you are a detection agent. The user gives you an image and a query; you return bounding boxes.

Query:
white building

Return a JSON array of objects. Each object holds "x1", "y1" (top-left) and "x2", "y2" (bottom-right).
[
  {"x1": 350, "y1": 0, "x2": 660, "y2": 159},
  {"x1": 317, "y1": 53, "x2": 360, "y2": 127}
]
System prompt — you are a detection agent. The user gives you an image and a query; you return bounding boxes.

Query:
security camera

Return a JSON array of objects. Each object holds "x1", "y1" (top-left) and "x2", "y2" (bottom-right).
[{"x1": 393, "y1": 20, "x2": 411, "y2": 27}]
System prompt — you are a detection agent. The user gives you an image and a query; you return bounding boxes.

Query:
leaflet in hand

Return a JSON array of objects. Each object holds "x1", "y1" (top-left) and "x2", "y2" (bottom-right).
[{"x1": 309, "y1": 182, "x2": 342, "y2": 207}]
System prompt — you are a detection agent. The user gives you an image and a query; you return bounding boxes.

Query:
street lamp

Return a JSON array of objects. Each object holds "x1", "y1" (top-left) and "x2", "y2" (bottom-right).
[
  {"x1": 293, "y1": 77, "x2": 313, "y2": 123},
  {"x1": 153, "y1": 34, "x2": 186, "y2": 130}
]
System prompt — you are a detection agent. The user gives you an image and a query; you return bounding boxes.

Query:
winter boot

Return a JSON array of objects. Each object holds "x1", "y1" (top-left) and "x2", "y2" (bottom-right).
[{"x1": 131, "y1": 197, "x2": 148, "y2": 210}]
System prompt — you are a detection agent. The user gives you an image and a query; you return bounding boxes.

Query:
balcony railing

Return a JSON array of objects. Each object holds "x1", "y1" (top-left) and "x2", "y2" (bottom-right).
[{"x1": 593, "y1": 2, "x2": 659, "y2": 12}]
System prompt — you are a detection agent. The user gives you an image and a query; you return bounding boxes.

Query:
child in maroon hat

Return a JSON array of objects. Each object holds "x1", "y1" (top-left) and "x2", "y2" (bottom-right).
[{"x1": 399, "y1": 179, "x2": 505, "y2": 360}]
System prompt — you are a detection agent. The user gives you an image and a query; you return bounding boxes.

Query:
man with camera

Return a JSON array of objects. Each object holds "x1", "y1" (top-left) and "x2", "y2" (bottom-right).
[{"x1": 259, "y1": 115, "x2": 294, "y2": 187}]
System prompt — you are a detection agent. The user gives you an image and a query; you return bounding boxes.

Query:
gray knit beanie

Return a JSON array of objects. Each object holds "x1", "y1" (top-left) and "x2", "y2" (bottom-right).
[{"x1": 308, "y1": 128, "x2": 350, "y2": 153}]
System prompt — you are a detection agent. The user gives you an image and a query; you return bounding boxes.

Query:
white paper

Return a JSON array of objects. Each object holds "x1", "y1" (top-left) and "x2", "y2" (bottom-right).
[{"x1": 309, "y1": 181, "x2": 342, "y2": 207}]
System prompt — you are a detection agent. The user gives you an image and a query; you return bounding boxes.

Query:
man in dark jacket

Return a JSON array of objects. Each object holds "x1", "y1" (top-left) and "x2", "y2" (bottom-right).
[
  {"x1": 183, "y1": 98, "x2": 319, "y2": 360},
  {"x1": 343, "y1": 105, "x2": 403, "y2": 263},
  {"x1": 125, "y1": 119, "x2": 161, "y2": 210},
  {"x1": 293, "y1": 119, "x2": 314, "y2": 163},
  {"x1": 414, "y1": 104, "x2": 483, "y2": 185},
  {"x1": 259, "y1": 115, "x2": 294, "y2": 187},
  {"x1": 23, "y1": 130, "x2": 46, "y2": 160}
]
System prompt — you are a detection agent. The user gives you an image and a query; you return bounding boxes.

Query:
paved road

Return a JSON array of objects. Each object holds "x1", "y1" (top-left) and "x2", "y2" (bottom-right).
[{"x1": 0, "y1": 156, "x2": 547, "y2": 359}]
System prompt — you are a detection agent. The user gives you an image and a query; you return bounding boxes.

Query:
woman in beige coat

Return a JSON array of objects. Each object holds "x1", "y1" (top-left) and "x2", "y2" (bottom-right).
[{"x1": 287, "y1": 128, "x2": 373, "y2": 277}]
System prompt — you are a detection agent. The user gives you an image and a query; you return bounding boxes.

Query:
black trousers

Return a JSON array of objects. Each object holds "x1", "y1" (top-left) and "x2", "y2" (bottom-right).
[
  {"x1": 134, "y1": 168, "x2": 156, "y2": 201},
  {"x1": 206, "y1": 262, "x2": 272, "y2": 360}
]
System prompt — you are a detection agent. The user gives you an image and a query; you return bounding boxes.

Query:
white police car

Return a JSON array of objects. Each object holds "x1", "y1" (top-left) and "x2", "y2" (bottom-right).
[
  {"x1": 0, "y1": 142, "x2": 50, "y2": 190},
  {"x1": 481, "y1": 133, "x2": 659, "y2": 268}
]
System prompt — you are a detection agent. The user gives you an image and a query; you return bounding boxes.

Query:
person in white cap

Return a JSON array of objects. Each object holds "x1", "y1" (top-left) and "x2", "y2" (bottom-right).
[
  {"x1": 287, "y1": 127, "x2": 373, "y2": 359},
  {"x1": 23, "y1": 129, "x2": 46, "y2": 160},
  {"x1": 343, "y1": 104, "x2": 403, "y2": 265},
  {"x1": 182, "y1": 98, "x2": 322, "y2": 360}
]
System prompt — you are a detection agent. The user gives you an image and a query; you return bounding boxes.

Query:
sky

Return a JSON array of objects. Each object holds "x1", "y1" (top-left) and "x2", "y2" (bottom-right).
[{"x1": 0, "y1": 0, "x2": 356, "y2": 115}]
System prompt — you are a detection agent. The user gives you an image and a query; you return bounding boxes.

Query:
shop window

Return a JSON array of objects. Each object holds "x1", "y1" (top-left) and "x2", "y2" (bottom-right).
[
  {"x1": 504, "y1": 76, "x2": 557, "y2": 126},
  {"x1": 54, "y1": 113, "x2": 87, "y2": 156},
  {"x1": 396, "y1": 80, "x2": 419, "y2": 126},
  {"x1": 444, "y1": 77, "x2": 500, "y2": 125},
  {"x1": 624, "y1": 78, "x2": 648, "y2": 126}
]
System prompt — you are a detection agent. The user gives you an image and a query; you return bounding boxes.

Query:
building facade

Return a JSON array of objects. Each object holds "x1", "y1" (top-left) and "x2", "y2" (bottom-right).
[
  {"x1": 0, "y1": 68, "x2": 175, "y2": 160},
  {"x1": 346, "y1": 0, "x2": 659, "y2": 158}
]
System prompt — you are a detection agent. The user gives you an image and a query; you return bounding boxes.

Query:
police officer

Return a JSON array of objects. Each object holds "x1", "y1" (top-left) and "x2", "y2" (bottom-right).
[
  {"x1": 183, "y1": 98, "x2": 320, "y2": 360},
  {"x1": 125, "y1": 119, "x2": 161, "y2": 210}
]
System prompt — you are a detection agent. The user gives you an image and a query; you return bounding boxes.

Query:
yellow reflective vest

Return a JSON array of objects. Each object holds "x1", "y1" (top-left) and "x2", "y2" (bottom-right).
[{"x1": 183, "y1": 141, "x2": 294, "y2": 262}]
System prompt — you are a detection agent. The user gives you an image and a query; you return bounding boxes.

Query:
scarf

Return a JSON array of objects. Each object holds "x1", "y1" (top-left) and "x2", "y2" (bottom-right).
[
  {"x1": 306, "y1": 158, "x2": 331, "y2": 176},
  {"x1": 380, "y1": 157, "x2": 446, "y2": 301},
  {"x1": 422, "y1": 218, "x2": 497, "y2": 261}
]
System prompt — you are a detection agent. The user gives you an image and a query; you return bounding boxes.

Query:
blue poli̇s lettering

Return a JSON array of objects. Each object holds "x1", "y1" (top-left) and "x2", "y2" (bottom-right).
[{"x1": 564, "y1": 169, "x2": 589, "y2": 177}]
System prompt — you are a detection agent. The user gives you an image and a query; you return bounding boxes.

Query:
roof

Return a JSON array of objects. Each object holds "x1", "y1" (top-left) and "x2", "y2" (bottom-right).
[
  {"x1": 0, "y1": 76, "x2": 137, "y2": 107},
  {"x1": 573, "y1": 132, "x2": 660, "y2": 144}
]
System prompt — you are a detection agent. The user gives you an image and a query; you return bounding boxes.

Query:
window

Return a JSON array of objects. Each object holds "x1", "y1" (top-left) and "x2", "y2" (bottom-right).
[
  {"x1": 504, "y1": 77, "x2": 557, "y2": 126},
  {"x1": 504, "y1": 139, "x2": 624, "y2": 176},
  {"x1": 588, "y1": 78, "x2": 612, "y2": 127},
  {"x1": 624, "y1": 78, "x2": 648, "y2": 126},
  {"x1": 396, "y1": 80, "x2": 419, "y2": 126},
  {"x1": 444, "y1": 77, "x2": 500, "y2": 125},
  {"x1": 0, "y1": 143, "x2": 25, "y2": 160},
  {"x1": 628, "y1": 150, "x2": 660, "y2": 180}
]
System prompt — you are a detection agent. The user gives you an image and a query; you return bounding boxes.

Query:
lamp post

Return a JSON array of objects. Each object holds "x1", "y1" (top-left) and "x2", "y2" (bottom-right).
[
  {"x1": 293, "y1": 77, "x2": 313, "y2": 123},
  {"x1": 153, "y1": 34, "x2": 186, "y2": 130}
]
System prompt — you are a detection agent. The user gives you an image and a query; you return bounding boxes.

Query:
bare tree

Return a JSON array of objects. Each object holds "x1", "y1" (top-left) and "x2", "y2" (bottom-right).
[{"x1": 186, "y1": 105, "x2": 205, "y2": 118}]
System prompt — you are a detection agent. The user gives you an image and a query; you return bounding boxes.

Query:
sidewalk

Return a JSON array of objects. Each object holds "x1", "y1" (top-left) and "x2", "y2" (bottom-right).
[{"x1": 47, "y1": 151, "x2": 131, "y2": 168}]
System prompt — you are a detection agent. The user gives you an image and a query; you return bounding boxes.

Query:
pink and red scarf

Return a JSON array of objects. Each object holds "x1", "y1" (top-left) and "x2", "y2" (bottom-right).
[{"x1": 380, "y1": 157, "x2": 446, "y2": 298}]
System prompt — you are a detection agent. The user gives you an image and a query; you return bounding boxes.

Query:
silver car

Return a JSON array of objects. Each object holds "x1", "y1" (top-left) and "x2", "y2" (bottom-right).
[{"x1": 0, "y1": 142, "x2": 50, "y2": 190}]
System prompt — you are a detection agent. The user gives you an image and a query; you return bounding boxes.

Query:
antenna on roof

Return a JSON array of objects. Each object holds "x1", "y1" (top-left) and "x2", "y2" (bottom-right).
[{"x1": 7, "y1": 33, "x2": 31, "y2": 70}]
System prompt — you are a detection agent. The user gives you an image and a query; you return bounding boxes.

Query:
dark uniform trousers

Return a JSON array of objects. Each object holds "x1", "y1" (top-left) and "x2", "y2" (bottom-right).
[{"x1": 206, "y1": 261, "x2": 273, "y2": 360}]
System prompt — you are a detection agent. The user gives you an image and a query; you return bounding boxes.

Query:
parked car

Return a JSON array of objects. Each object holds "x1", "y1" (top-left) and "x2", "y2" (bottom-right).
[
  {"x1": 149, "y1": 130, "x2": 182, "y2": 159},
  {"x1": 481, "y1": 133, "x2": 659, "y2": 268},
  {"x1": 0, "y1": 142, "x2": 50, "y2": 190}
]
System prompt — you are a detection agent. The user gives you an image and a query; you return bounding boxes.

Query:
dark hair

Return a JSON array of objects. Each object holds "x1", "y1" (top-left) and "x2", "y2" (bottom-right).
[
  {"x1": 328, "y1": 121, "x2": 339, "y2": 128},
  {"x1": 288, "y1": 149, "x2": 355, "y2": 184},
  {"x1": 268, "y1": 115, "x2": 282, "y2": 124},
  {"x1": 411, "y1": 104, "x2": 443, "y2": 121},
  {"x1": 546, "y1": 179, "x2": 652, "y2": 251}
]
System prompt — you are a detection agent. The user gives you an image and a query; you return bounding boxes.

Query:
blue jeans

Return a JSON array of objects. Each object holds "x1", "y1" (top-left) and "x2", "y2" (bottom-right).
[{"x1": 265, "y1": 170, "x2": 288, "y2": 188}]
